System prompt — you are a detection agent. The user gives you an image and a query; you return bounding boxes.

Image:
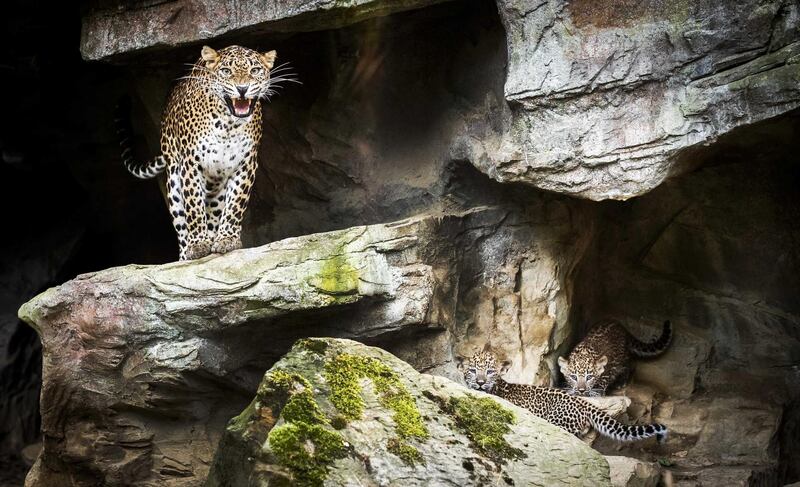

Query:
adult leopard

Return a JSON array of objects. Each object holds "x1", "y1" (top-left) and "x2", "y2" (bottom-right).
[{"x1": 118, "y1": 45, "x2": 293, "y2": 260}]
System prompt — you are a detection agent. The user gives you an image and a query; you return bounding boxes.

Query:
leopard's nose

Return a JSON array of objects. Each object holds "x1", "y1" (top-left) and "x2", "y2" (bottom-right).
[
  {"x1": 476, "y1": 379, "x2": 485, "y2": 385},
  {"x1": 236, "y1": 85, "x2": 248, "y2": 97}
]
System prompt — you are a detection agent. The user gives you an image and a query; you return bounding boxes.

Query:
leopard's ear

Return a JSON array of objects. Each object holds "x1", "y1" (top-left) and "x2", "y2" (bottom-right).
[
  {"x1": 595, "y1": 355, "x2": 608, "y2": 374},
  {"x1": 499, "y1": 360, "x2": 511, "y2": 375},
  {"x1": 201, "y1": 46, "x2": 220, "y2": 68},
  {"x1": 557, "y1": 356, "x2": 569, "y2": 374},
  {"x1": 261, "y1": 50, "x2": 277, "y2": 70}
]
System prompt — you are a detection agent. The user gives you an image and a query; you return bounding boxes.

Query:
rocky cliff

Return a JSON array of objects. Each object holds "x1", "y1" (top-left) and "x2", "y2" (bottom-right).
[{"x1": 6, "y1": 0, "x2": 800, "y2": 485}]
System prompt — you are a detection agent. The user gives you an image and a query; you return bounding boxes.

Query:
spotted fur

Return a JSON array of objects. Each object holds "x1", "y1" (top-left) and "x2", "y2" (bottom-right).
[
  {"x1": 558, "y1": 320, "x2": 672, "y2": 396},
  {"x1": 463, "y1": 351, "x2": 667, "y2": 443},
  {"x1": 117, "y1": 45, "x2": 295, "y2": 260}
]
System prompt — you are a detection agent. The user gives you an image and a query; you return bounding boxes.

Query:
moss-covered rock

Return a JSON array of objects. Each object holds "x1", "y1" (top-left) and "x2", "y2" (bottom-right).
[
  {"x1": 444, "y1": 395, "x2": 524, "y2": 463},
  {"x1": 206, "y1": 338, "x2": 610, "y2": 486}
]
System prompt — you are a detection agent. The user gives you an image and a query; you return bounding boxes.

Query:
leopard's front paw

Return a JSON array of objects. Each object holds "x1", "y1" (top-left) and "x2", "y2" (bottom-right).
[
  {"x1": 183, "y1": 240, "x2": 213, "y2": 260},
  {"x1": 212, "y1": 235, "x2": 242, "y2": 255}
]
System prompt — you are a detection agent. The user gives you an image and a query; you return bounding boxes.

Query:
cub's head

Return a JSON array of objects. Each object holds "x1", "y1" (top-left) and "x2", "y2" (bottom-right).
[
  {"x1": 558, "y1": 355, "x2": 606, "y2": 396},
  {"x1": 198, "y1": 45, "x2": 279, "y2": 118},
  {"x1": 459, "y1": 350, "x2": 508, "y2": 393}
]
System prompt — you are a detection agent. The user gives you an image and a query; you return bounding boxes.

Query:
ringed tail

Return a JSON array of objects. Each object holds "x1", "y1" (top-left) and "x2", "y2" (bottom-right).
[
  {"x1": 115, "y1": 96, "x2": 166, "y2": 179},
  {"x1": 589, "y1": 408, "x2": 668, "y2": 444},
  {"x1": 629, "y1": 320, "x2": 672, "y2": 358}
]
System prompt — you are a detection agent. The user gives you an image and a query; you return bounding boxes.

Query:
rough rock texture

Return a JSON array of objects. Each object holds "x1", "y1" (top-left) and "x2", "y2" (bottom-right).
[
  {"x1": 486, "y1": 0, "x2": 800, "y2": 199},
  {"x1": 17, "y1": 204, "x2": 589, "y2": 486},
  {"x1": 11, "y1": 0, "x2": 797, "y2": 485},
  {"x1": 80, "y1": 0, "x2": 449, "y2": 61},
  {"x1": 82, "y1": 0, "x2": 800, "y2": 201},
  {"x1": 605, "y1": 456, "x2": 660, "y2": 487},
  {"x1": 575, "y1": 113, "x2": 800, "y2": 484},
  {"x1": 0, "y1": 218, "x2": 83, "y2": 456},
  {"x1": 17, "y1": 213, "x2": 448, "y2": 486},
  {"x1": 206, "y1": 338, "x2": 610, "y2": 486}
]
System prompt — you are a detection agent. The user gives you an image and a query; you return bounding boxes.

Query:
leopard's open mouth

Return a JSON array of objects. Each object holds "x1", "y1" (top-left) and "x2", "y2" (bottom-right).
[{"x1": 224, "y1": 96, "x2": 255, "y2": 118}]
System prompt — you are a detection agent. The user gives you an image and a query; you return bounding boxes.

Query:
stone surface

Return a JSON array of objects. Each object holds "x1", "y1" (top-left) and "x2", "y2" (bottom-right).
[
  {"x1": 80, "y1": 0, "x2": 450, "y2": 61},
  {"x1": 10, "y1": 0, "x2": 800, "y2": 485},
  {"x1": 605, "y1": 455, "x2": 660, "y2": 487},
  {"x1": 17, "y1": 204, "x2": 588, "y2": 486},
  {"x1": 574, "y1": 113, "x2": 800, "y2": 484},
  {"x1": 80, "y1": 0, "x2": 800, "y2": 202},
  {"x1": 0, "y1": 218, "x2": 83, "y2": 457},
  {"x1": 206, "y1": 337, "x2": 610, "y2": 486},
  {"x1": 484, "y1": 0, "x2": 800, "y2": 200},
  {"x1": 16, "y1": 212, "x2": 449, "y2": 486}
]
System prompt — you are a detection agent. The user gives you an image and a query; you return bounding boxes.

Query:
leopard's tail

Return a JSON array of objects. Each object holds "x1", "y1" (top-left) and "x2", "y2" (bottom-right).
[
  {"x1": 588, "y1": 407, "x2": 668, "y2": 444},
  {"x1": 115, "y1": 96, "x2": 166, "y2": 179},
  {"x1": 629, "y1": 320, "x2": 672, "y2": 358}
]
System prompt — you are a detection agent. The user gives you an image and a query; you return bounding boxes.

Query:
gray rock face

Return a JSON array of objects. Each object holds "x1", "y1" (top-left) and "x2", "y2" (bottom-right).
[
  {"x1": 17, "y1": 205, "x2": 589, "y2": 486},
  {"x1": 80, "y1": 0, "x2": 449, "y2": 61},
  {"x1": 574, "y1": 118, "x2": 800, "y2": 484},
  {"x1": 17, "y1": 0, "x2": 799, "y2": 485},
  {"x1": 206, "y1": 338, "x2": 610, "y2": 486},
  {"x1": 605, "y1": 455, "x2": 660, "y2": 487},
  {"x1": 488, "y1": 0, "x2": 800, "y2": 200},
  {"x1": 82, "y1": 0, "x2": 800, "y2": 202},
  {"x1": 16, "y1": 213, "x2": 449, "y2": 486}
]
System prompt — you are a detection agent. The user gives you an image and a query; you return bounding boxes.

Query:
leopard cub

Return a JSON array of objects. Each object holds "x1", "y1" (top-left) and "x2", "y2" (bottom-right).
[
  {"x1": 559, "y1": 320, "x2": 672, "y2": 396},
  {"x1": 461, "y1": 350, "x2": 667, "y2": 443}
]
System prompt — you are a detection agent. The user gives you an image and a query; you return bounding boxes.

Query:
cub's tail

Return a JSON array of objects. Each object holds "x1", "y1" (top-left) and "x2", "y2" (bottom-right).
[
  {"x1": 115, "y1": 96, "x2": 166, "y2": 179},
  {"x1": 629, "y1": 320, "x2": 672, "y2": 358},
  {"x1": 588, "y1": 408, "x2": 668, "y2": 444}
]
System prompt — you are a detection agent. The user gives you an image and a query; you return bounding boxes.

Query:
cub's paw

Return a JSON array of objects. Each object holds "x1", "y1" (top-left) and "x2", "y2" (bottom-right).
[
  {"x1": 212, "y1": 235, "x2": 242, "y2": 255},
  {"x1": 183, "y1": 240, "x2": 213, "y2": 260}
]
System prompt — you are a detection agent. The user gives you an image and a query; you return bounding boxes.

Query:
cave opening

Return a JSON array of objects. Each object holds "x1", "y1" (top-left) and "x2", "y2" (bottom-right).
[{"x1": 570, "y1": 108, "x2": 800, "y2": 484}]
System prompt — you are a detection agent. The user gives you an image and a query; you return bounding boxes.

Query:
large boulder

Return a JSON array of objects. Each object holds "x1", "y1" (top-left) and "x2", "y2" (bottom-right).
[{"x1": 206, "y1": 337, "x2": 610, "y2": 486}]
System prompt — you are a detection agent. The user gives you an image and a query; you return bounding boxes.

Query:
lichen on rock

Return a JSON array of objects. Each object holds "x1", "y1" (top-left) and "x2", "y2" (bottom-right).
[{"x1": 309, "y1": 253, "x2": 360, "y2": 297}]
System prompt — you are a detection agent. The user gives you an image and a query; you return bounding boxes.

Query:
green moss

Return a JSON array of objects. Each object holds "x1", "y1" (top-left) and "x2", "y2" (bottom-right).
[
  {"x1": 445, "y1": 395, "x2": 524, "y2": 463},
  {"x1": 309, "y1": 254, "x2": 359, "y2": 296},
  {"x1": 281, "y1": 386, "x2": 328, "y2": 426},
  {"x1": 658, "y1": 458, "x2": 673, "y2": 467},
  {"x1": 297, "y1": 338, "x2": 329, "y2": 355},
  {"x1": 227, "y1": 398, "x2": 258, "y2": 434},
  {"x1": 258, "y1": 370, "x2": 345, "y2": 487},
  {"x1": 330, "y1": 415, "x2": 348, "y2": 430},
  {"x1": 324, "y1": 353, "x2": 428, "y2": 440},
  {"x1": 387, "y1": 438, "x2": 425, "y2": 467},
  {"x1": 267, "y1": 423, "x2": 346, "y2": 487}
]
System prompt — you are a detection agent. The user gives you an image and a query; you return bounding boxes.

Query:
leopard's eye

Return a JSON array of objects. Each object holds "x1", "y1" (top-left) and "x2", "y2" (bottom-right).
[
  {"x1": 468, "y1": 368, "x2": 477, "y2": 374},
  {"x1": 570, "y1": 374, "x2": 577, "y2": 380},
  {"x1": 250, "y1": 66, "x2": 263, "y2": 75},
  {"x1": 586, "y1": 374, "x2": 594, "y2": 380},
  {"x1": 486, "y1": 369, "x2": 496, "y2": 375},
  {"x1": 219, "y1": 67, "x2": 232, "y2": 76}
]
